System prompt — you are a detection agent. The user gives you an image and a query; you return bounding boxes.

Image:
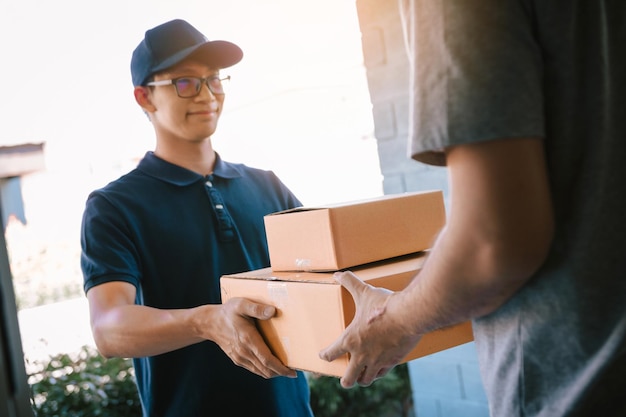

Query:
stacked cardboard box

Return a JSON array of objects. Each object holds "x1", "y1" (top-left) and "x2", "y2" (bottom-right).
[{"x1": 220, "y1": 191, "x2": 474, "y2": 377}]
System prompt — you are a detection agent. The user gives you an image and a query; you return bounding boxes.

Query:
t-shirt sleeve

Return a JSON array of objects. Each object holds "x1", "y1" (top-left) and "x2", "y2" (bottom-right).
[
  {"x1": 407, "y1": 0, "x2": 546, "y2": 165},
  {"x1": 260, "y1": 169, "x2": 303, "y2": 210},
  {"x1": 80, "y1": 191, "x2": 141, "y2": 293}
]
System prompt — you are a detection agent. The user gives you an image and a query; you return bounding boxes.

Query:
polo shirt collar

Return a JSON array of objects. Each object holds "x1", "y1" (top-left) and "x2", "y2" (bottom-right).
[{"x1": 137, "y1": 151, "x2": 243, "y2": 186}]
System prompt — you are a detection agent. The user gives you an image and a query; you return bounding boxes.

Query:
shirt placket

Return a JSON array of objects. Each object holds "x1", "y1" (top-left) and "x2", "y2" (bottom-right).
[{"x1": 205, "y1": 176, "x2": 236, "y2": 242}]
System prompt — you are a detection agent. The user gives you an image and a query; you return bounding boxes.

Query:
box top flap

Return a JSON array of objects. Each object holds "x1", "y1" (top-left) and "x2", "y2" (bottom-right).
[
  {"x1": 264, "y1": 190, "x2": 443, "y2": 217},
  {"x1": 221, "y1": 252, "x2": 428, "y2": 284}
]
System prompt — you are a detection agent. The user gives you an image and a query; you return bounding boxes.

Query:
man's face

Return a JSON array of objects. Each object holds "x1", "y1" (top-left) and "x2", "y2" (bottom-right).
[{"x1": 146, "y1": 59, "x2": 225, "y2": 143}]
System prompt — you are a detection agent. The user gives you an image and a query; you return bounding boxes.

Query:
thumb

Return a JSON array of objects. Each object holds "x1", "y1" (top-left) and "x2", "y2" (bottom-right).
[
  {"x1": 319, "y1": 333, "x2": 347, "y2": 362},
  {"x1": 243, "y1": 300, "x2": 276, "y2": 320},
  {"x1": 319, "y1": 272, "x2": 367, "y2": 362},
  {"x1": 334, "y1": 270, "x2": 369, "y2": 301}
]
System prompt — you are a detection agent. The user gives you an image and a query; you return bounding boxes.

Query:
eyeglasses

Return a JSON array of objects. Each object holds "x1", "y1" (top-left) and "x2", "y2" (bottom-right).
[{"x1": 146, "y1": 75, "x2": 230, "y2": 98}]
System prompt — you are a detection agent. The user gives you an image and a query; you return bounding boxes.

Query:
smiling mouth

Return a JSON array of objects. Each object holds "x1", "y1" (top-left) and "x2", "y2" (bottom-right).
[{"x1": 189, "y1": 110, "x2": 218, "y2": 117}]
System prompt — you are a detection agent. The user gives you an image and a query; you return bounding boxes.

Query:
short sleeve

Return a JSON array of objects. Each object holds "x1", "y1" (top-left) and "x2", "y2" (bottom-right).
[
  {"x1": 406, "y1": 0, "x2": 545, "y2": 165},
  {"x1": 80, "y1": 191, "x2": 141, "y2": 293}
]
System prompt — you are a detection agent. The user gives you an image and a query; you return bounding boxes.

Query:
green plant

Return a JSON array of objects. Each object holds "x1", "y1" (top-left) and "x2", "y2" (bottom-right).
[
  {"x1": 307, "y1": 364, "x2": 414, "y2": 417},
  {"x1": 28, "y1": 346, "x2": 141, "y2": 417},
  {"x1": 27, "y1": 345, "x2": 414, "y2": 417}
]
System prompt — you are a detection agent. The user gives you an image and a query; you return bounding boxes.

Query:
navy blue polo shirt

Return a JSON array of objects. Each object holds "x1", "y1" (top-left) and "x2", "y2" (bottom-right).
[{"x1": 81, "y1": 151, "x2": 313, "y2": 417}]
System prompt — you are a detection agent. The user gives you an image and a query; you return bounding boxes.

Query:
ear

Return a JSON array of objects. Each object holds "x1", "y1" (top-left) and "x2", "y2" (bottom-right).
[{"x1": 134, "y1": 86, "x2": 156, "y2": 113}]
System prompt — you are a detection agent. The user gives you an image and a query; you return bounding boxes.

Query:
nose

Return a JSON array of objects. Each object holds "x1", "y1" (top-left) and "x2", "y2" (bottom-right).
[{"x1": 197, "y1": 81, "x2": 217, "y2": 100}]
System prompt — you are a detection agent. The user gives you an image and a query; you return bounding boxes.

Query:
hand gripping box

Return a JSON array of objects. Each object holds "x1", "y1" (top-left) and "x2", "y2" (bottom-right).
[
  {"x1": 220, "y1": 252, "x2": 474, "y2": 377},
  {"x1": 263, "y1": 191, "x2": 446, "y2": 272}
]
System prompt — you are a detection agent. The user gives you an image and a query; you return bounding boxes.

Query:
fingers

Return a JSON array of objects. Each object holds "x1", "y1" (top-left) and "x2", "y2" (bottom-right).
[
  {"x1": 219, "y1": 298, "x2": 295, "y2": 379},
  {"x1": 358, "y1": 365, "x2": 391, "y2": 387},
  {"x1": 318, "y1": 334, "x2": 347, "y2": 363},
  {"x1": 338, "y1": 355, "x2": 362, "y2": 388},
  {"x1": 238, "y1": 299, "x2": 276, "y2": 321},
  {"x1": 339, "y1": 361, "x2": 386, "y2": 388},
  {"x1": 319, "y1": 272, "x2": 369, "y2": 363},
  {"x1": 340, "y1": 361, "x2": 393, "y2": 388},
  {"x1": 228, "y1": 328, "x2": 296, "y2": 379},
  {"x1": 333, "y1": 271, "x2": 368, "y2": 298},
  {"x1": 234, "y1": 343, "x2": 297, "y2": 379},
  {"x1": 320, "y1": 271, "x2": 402, "y2": 388}
]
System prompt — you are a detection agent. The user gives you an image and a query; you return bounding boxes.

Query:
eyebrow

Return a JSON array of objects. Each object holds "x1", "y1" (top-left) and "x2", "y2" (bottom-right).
[{"x1": 166, "y1": 66, "x2": 220, "y2": 77}]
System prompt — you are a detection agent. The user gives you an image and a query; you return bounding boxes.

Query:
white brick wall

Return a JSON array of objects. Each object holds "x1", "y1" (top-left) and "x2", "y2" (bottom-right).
[{"x1": 355, "y1": 1, "x2": 488, "y2": 415}]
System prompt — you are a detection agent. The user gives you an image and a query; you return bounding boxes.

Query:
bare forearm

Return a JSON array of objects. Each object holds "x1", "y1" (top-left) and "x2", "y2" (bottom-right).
[
  {"x1": 391, "y1": 138, "x2": 554, "y2": 335},
  {"x1": 391, "y1": 222, "x2": 549, "y2": 336},
  {"x1": 319, "y1": 138, "x2": 554, "y2": 388},
  {"x1": 88, "y1": 287, "x2": 296, "y2": 378},
  {"x1": 91, "y1": 303, "x2": 213, "y2": 358}
]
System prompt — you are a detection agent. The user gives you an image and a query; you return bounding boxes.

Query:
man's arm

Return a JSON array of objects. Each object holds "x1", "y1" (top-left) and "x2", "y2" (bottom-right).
[
  {"x1": 320, "y1": 137, "x2": 554, "y2": 387},
  {"x1": 86, "y1": 281, "x2": 296, "y2": 379}
]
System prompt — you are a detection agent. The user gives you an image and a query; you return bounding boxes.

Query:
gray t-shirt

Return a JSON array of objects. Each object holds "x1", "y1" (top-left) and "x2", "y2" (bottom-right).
[{"x1": 406, "y1": 1, "x2": 626, "y2": 416}]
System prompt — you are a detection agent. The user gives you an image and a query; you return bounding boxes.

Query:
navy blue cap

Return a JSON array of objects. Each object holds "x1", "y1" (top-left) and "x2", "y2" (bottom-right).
[{"x1": 131, "y1": 19, "x2": 243, "y2": 86}]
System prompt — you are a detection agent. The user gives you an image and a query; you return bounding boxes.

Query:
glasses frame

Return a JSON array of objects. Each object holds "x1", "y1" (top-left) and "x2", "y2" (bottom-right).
[{"x1": 146, "y1": 75, "x2": 230, "y2": 98}]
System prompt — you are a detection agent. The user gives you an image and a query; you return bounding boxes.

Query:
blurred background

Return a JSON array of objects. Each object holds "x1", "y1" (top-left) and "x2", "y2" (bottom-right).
[
  {"x1": 1, "y1": 0, "x2": 381, "y2": 360},
  {"x1": 2, "y1": 1, "x2": 490, "y2": 416},
  {"x1": 2, "y1": 0, "x2": 381, "y2": 203}
]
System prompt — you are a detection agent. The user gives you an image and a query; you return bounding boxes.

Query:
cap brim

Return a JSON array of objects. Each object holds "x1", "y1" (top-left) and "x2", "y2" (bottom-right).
[{"x1": 152, "y1": 40, "x2": 243, "y2": 74}]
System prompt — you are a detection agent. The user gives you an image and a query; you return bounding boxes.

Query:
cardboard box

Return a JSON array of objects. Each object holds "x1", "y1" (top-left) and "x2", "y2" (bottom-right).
[
  {"x1": 264, "y1": 191, "x2": 446, "y2": 272},
  {"x1": 220, "y1": 252, "x2": 473, "y2": 377}
]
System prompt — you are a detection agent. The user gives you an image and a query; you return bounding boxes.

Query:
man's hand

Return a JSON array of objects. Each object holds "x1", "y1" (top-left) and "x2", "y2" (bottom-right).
[
  {"x1": 213, "y1": 297, "x2": 297, "y2": 379},
  {"x1": 319, "y1": 271, "x2": 421, "y2": 388}
]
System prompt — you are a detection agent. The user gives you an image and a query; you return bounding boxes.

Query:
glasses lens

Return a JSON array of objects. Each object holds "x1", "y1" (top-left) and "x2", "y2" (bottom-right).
[
  {"x1": 207, "y1": 76, "x2": 225, "y2": 95},
  {"x1": 174, "y1": 78, "x2": 202, "y2": 98}
]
